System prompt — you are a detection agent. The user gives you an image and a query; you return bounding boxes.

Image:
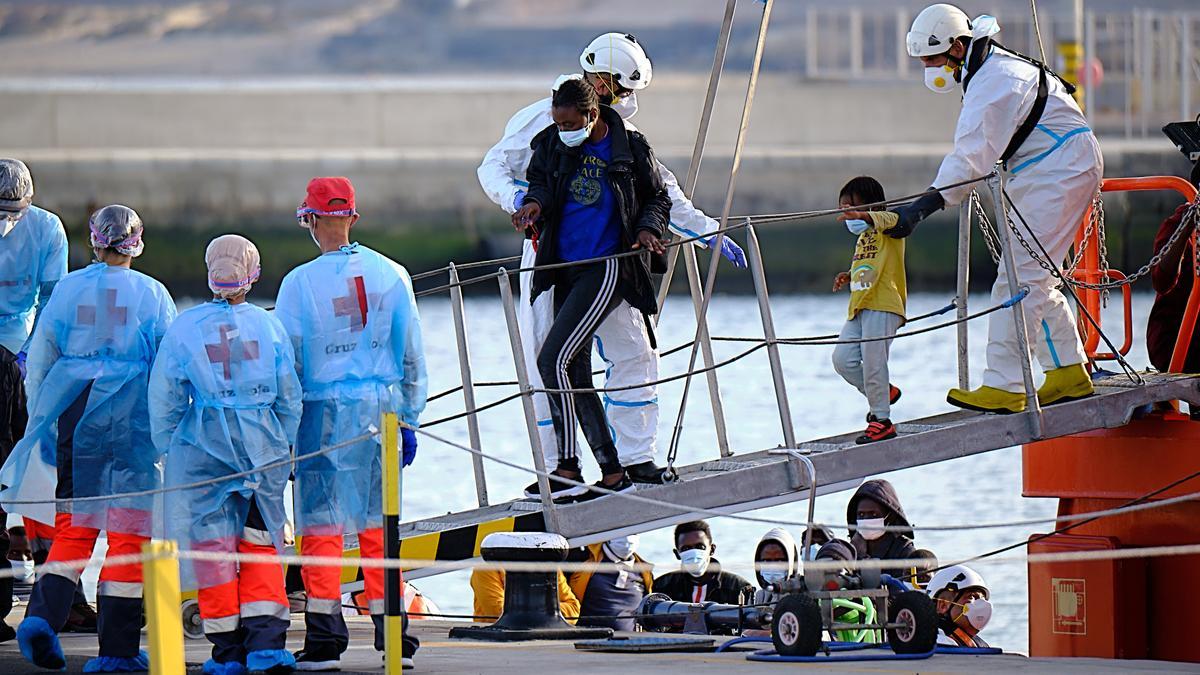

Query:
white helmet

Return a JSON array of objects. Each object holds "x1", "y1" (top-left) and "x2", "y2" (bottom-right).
[
  {"x1": 907, "y1": 4, "x2": 971, "y2": 58},
  {"x1": 926, "y1": 565, "x2": 989, "y2": 600},
  {"x1": 579, "y1": 32, "x2": 653, "y2": 91}
]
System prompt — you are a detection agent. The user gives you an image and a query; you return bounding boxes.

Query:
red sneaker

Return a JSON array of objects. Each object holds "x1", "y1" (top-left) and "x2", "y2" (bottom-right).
[
  {"x1": 889, "y1": 385, "x2": 902, "y2": 405},
  {"x1": 856, "y1": 418, "x2": 897, "y2": 444}
]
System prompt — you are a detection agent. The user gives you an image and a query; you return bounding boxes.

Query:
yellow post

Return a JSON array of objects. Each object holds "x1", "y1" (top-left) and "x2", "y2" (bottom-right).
[
  {"x1": 381, "y1": 412, "x2": 405, "y2": 675},
  {"x1": 142, "y1": 540, "x2": 185, "y2": 675}
]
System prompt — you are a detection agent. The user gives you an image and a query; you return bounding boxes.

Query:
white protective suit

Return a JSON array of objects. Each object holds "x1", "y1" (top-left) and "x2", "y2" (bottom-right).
[
  {"x1": 478, "y1": 86, "x2": 723, "y2": 469},
  {"x1": 932, "y1": 46, "x2": 1102, "y2": 392}
]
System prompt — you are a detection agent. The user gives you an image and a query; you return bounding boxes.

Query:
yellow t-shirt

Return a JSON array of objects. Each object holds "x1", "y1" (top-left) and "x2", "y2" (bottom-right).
[{"x1": 847, "y1": 211, "x2": 907, "y2": 321}]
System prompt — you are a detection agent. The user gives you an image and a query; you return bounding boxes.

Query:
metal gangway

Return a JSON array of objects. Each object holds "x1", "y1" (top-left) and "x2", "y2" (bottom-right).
[{"x1": 396, "y1": 0, "x2": 1200, "y2": 579}]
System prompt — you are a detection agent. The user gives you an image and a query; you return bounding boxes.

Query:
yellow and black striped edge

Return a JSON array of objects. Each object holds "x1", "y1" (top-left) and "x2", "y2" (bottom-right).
[{"x1": 397, "y1": 511, "x2": 546, "y2": 567}]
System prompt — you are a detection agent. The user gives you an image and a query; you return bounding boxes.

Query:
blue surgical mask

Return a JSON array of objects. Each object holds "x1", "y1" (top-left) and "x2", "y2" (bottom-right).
[
  {"x1": 845, "y1": 219, "x2": 870, "y2": 235},
  {"x1": 559, "y1": 118, "x2": 594, "y2": 147}
]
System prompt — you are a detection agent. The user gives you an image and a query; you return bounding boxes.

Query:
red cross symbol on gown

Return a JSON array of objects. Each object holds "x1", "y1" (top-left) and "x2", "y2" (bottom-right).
[
  {"x1": 76, "y1": 288, "x2": 128, "y2": 340},
  {"x1": 331, "y1": 276, "x2": 373, "y2": 331},
  {"x1": 205, "y1": 324, "x2": 260, "y2": 380}
]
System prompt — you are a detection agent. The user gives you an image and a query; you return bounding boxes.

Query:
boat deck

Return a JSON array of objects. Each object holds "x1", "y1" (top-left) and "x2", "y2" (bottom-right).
[{"x1": 3, "y1": 614, "x2": 1194, "y2": 674}]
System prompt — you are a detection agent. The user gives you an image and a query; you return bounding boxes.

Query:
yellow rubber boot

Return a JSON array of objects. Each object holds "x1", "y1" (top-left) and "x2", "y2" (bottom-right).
[
  {"x1": 1037, "y1": 363, "x2": 1094, "y2": 406},
  {"x1": 946, "y1": 386, "x2": 1026, "y2": 414}
]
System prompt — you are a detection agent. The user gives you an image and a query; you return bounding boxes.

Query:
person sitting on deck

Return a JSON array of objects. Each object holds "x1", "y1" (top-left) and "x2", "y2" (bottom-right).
[
  {"x1": 470, "y1": 568, "x2": 580, "y2": 625},
  {"x1": 846, "y1": 479, "x2": 933, "y2": 582},
  {"x1": 567, "y1": 535, "x2": 653, "y2": 632},
  {"x1": 751, "y1": 527, "x2": 799, "y2": 606},
  {"x1": 926, "y1": 565, "x2": 993, "y2": 648},
  {"x1": 1147, "y1": 166, "x2": 1200, "y2": 376},
  {"x1": 799, "y1": 525, "x2": 836, "y2": 563},
  {"x1": 832, "y1": 176, "x2": 907, "y2": 444},
  {"x1": 653, "y1": 520, "x2": 754, "y2": 608}
]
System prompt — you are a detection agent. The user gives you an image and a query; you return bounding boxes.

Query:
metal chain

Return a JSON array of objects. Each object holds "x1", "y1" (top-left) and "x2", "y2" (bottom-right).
[
  {"x1": 1063, "y1": 194, "x2": 1102, "y2": 276},
  {"x1": 1002, "y1": 198, "x2": 1199, "y2": 292},
  {"x1": 971, "y1": 191, "x2": 1002, "y2": 264}
]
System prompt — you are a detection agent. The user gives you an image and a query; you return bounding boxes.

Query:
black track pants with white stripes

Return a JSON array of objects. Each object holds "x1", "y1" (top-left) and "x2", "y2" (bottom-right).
[{"x1": 536, "y1": 259, "x2": 623, "y2": 475}]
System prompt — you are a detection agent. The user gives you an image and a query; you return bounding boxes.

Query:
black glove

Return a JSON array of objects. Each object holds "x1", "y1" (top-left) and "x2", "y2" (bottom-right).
[{"x1": 887, "y1": 190, "x2": 946, "y2": 239}]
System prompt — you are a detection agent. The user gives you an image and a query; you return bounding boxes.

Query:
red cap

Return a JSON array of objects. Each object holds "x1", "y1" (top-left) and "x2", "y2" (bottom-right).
[{"x1": 302, "y1": 176, "x2": 356, "y2": 214}]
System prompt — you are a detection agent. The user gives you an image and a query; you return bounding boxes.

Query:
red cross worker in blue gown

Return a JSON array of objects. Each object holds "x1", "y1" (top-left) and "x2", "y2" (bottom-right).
[
  {"x1": 274, "y1": 177, "x2": 427, "y2": 671},
  {"x1": 150, "y1": 234, "x2": 302, "y2": 675},
  {"x1": 1, "y1": 205, "x2": 176, "y2": 672}
]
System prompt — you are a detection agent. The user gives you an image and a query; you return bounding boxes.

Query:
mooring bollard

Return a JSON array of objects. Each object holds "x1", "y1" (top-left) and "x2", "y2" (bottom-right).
[{"x1": 448, "y1": 532, "x2": 613, "y2": 642}]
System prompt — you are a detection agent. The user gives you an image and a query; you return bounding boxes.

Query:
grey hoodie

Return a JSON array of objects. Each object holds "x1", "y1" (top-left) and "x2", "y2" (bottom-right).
[{"x1": 754, "y1": 527, "x2": 799, "y2": 589}]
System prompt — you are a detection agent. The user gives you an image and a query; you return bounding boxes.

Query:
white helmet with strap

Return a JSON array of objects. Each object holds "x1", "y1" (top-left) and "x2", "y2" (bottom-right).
[
  {"x1": 579, "y1": 32, "x2": 653, "y2": 91},
  {"x1": 926, "y1": 565, "x2": 989, "y2": 600},
  {"x1": 907, "y1": 4, "x2": 972, "y2": 58}
]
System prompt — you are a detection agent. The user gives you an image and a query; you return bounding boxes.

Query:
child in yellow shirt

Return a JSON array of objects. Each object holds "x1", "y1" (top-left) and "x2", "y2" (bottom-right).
[{"x1": 831, "y1": 177, "x2": 906, "y2": 443}]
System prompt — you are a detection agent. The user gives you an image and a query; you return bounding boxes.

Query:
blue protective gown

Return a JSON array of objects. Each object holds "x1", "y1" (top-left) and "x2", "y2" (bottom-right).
[
  {"x1": 0, "y1": 205, "x2": 68, "y2": 354},
  {"x1": 148, "y1": 300, "x2": 301, "y2": 589},
  {"x1": 0, "y1": 263, "x2": 176, "y2": 533},
  {"x1": 274, "y1": 244, "x2": 426, "y2": 536}
]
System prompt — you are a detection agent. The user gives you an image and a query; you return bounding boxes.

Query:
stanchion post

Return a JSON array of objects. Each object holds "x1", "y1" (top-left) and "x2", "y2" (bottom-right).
[
  {"x1": 745, "y1": 222, "x2": 797, "y2": 449},
  {"x1": 448, "y1": 263, "x2": 489, "y2": 507},
  {"x1": 956, "y1": 198, "x2": 972, "y2": 389},
  {"x1": 497, "y1": 270, "x2": 560, "y2": 533},
  {"x1": 987, "y1": 173, "x2": 1043, "y2": 437},
  {"x1": 381, "y1": 412, "x2": 405, "y2": 675},
  {"x1": 143, "y1": 540, "x2": 184, "y2": 675}
]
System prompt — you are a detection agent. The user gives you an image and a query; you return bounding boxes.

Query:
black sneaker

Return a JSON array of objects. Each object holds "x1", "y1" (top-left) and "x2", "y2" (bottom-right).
[
  {"x1": 293, "y1": 650, "x2": 341, "y2": 672},
  {"x1": 625, "y1": 461, "x2": 667, "y2": 484},
  {"x1": 522, "y1": 474, "x2": 588, "y2": 501},
  {"x1": 63, "y1": 602, "x2": 98, "y2": 633},
  {"x1": 572, "y1": 475, "x2": 634, "y2": 503}
]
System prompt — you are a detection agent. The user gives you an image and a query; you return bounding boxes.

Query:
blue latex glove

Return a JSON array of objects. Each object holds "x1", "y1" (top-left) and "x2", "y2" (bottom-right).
[
  {"x1": 15, "y1": 350, "x2": 25, "y2": 379},
  {"x1": 717, "y1": 236, "x2": 747, "y2": 268},
  {"x1": 401, "y1": 428, "x2": 418, "y2": 467},
  {"x1": 513, "y1": 190, "x2": 528, "y2": 213}
]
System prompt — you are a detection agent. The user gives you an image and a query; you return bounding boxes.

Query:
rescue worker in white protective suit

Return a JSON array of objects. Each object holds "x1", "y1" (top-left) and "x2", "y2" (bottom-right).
[
  {"x1": 477, "y1": 33, "x2": 747, "y2": 491},
  {"x1": 897, "y1": 5, "x2": 1103, "y2": 414}
]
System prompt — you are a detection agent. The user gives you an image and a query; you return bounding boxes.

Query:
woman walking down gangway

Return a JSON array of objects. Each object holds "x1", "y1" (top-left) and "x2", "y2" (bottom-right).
[
  {"x1": 513, "y1": 77, "x2": 671, "y2": 501},
  {"x1": 275, "y1": 177, "x2": 427, "y2": 671},
  {"x1": 890, "y1": 4, "x2": 1103, "y2": 414},
  {"x1": 149, "y1": 235, "x2": 300, "y2": 675},
  {"x1": 1, "y1": 206, "x2": 176, "y2": 672},
  {"x1": 478, "y1": 33, "x2": 747, "y2": 491}
]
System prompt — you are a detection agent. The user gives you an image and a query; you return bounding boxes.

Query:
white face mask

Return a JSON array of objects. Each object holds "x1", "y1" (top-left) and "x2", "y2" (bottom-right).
[
  {"x1": 12, "y1": 559, "x2": 34, "y2": 584},
  {"x1": 761, "y1": 569, "x2": 788, "y2": 586},
  {"x1": 0, "y1": 209, "x2": 24, "y2": 237},
  {"x1": 680, "y1": 548, "x2": 710, "y2": 577},
  {"x1": 604, "y1": 535, "x2": 638, "y2": 561},
  {"x1": 856, "y1": 517, "x2": 888, "y2": 541},
  {"x1": 805, "y1": 544, "x2": 821, "y2": 561},
  {"x1": 558, "y1": 117, "x2": 594, "y2": 147},
  {"x1": 924, "y1": 64, "x2": 958, "y2": 93},
  {"x1": 962, "y1": 598, "x2": 992, "y2": 630}
]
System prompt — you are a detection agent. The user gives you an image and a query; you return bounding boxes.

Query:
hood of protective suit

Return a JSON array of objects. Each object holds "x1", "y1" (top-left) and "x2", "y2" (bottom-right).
[
  {"x1": 847, "y1": 479, "x2": 913, "y2": 538},
  {"x1": 754, "y1": 527, "x2": 799, "y2": 588}
]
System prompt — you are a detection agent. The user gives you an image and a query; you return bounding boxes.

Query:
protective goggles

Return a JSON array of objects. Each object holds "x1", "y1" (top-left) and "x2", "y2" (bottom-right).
[{"x1": 296, "y1": 205, "x2": 357, "y2": 227}]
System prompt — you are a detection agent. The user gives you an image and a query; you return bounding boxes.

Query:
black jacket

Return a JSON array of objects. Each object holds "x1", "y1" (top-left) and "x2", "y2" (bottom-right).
[
  {"x1": 846, "y1": 479, "x2": 922, "y2": 578},
  {"x1": 524, "y1": 105, "x2": 671, "y2": 316},
  {"x1": 653, "y1": 559, "x2": 755, "y2": 606}
]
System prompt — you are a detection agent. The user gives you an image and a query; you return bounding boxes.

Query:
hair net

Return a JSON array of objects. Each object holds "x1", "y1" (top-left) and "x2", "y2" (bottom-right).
[
  {"x1": 0, "y1": 158, "x2": 33, "y2": 213},
  {"x1": 89, "y1": 204, "x2": 145, "y2": 257},
  {"x1": 205, "y1": 234, "x2": 261, "y2": 299}
]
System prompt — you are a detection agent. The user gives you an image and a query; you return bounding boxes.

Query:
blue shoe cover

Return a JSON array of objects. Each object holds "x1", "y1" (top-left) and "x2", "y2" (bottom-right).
[
  {"x1": 203, "y1": 660, "x2": 249, "y2": 675},
  {"x1": 17, "y1": 616, "x2": 66, "y2": 670},
  {"x1": 246, "y1": 649, "x2": 296, "y2": 673},
  {"x1": 83, "y1": 651, "x2": 150, "y2": 672}
]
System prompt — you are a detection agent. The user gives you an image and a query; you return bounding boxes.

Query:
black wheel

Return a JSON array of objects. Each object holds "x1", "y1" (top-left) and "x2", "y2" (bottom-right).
[
  {"x1": 771, "y1": 593, "x2": 822, "y2": 657},
  {"x1": 887, "y1": 590, "x2": 938, "y2": 654},
  {"x1": 181, "y1": 599, "x2": 204, "y2": 640}
]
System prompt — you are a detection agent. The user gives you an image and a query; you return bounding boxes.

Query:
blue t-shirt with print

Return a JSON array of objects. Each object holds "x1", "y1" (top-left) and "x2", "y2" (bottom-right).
[{"x1": 557, "y1": 132, "x2": 621, "y2": 262}]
